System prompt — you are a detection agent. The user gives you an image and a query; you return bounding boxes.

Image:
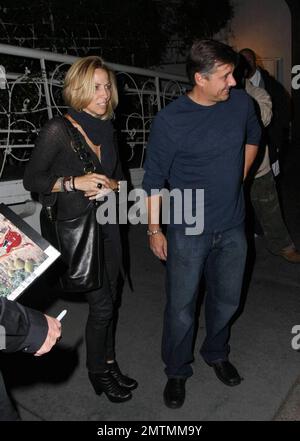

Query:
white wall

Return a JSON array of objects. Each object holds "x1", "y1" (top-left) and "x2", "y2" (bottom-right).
[
  {"x1": 228, "y1": 0, "x2": 291, "y2": 92},
  {"x1": 160, "y1": 1, "x2": 292, "y2": 92}
]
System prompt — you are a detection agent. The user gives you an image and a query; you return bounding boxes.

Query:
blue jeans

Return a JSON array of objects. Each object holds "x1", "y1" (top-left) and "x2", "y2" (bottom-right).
[{"x1": 162, "y1": 225, "x2": 247, "y2": 378}]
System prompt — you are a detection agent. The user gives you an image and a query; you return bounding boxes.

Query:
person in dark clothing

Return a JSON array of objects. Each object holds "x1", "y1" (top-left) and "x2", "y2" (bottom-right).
[
  {"x1": 23, "y1": 56, "x2": 137, "y2": 403},
  {"x1": 0, "y1": 297, "x2": 61, "y2": 420},
  {"x1": 239, "y1": 48, "x2": 291, "y2": 173},
  {"x1": 239, "y1": 49, "x2": 300, "y2": 263},
  {"x1": 238, "y1": 49, "x2": 290, "y2": 161},
  {"x1": 143, "y1": 40, "x2": 261, "y2": 409}
]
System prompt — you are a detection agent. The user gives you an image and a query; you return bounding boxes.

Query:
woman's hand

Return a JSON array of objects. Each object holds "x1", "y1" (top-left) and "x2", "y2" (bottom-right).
[
  {"x1": 84, "y1": 177, "x2": 119, "y2": 200},
  {"x1": 74, "y1": 173, "x2": 110, "y2": 193},
  {"x1": 108, "y1": 178, "x2": 119, "y2": 192}
]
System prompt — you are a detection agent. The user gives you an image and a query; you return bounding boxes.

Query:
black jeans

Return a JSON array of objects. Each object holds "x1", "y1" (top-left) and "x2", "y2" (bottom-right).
[{"x1": 85, "y1": 224, "x2": 121, "y2": 374}]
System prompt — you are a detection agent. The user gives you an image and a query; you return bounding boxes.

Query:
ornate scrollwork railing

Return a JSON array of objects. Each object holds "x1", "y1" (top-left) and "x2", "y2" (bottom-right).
[{"x1": 0, "y1": 43, "x2": 189, "y2": 182}]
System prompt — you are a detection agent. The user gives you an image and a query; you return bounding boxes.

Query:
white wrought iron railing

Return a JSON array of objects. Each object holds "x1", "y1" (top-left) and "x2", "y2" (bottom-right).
[{"x1": 0, "y1": 43, "x2": 189, "y2": 184}]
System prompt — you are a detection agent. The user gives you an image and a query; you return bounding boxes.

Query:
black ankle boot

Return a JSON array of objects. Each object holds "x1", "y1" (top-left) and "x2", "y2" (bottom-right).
[
  {"x1": 88, "y1": 371, "x2": 132, "y2": 403},
  {"x1": 107, "y1": 361, "x2": 138, "y2": 390}
]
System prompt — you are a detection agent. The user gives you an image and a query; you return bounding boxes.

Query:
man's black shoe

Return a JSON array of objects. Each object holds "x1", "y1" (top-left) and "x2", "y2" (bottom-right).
[
  {"x1": 209, "y1": 360, "x2": 243, "y2": 387},
  {"x1": 163, "y1": 378, "x2": 186, "y2": 409}
]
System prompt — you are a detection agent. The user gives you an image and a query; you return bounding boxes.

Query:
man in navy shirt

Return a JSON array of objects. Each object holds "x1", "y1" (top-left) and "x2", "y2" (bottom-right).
[{"x1": 143, "y1": 40, "x2": 261, "y2": 409}]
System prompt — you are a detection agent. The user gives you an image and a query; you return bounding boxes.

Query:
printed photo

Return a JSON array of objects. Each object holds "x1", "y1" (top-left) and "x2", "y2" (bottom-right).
[{"x1": 0, "y1": 204, "x2": 60, "y2": 300}]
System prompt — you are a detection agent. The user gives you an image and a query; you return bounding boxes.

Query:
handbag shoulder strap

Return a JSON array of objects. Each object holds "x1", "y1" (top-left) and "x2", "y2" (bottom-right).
[
  {"x1": 65, "y1": 114, "x2": 101, "y2": 154},
  {"x1": 62, "y1": 115, "x2": 103, "y2": 175},
  {"x1": 62, "y1": 115, "x2": 89, "y2": 151}
]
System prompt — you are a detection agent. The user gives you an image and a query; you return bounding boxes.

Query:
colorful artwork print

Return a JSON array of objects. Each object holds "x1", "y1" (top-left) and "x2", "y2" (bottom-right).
[
  {"x1": 0, "y1": 214, "x2": 48, "y2": 298},
  {"x1": 0, "y1": 204, "x2": 60, "y2": 300}
]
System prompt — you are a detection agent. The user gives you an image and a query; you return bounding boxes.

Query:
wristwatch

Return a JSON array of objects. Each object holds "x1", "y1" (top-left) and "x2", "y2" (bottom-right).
[{"x1": 147, "y1": 228, "x2": 162, "y2": 236}]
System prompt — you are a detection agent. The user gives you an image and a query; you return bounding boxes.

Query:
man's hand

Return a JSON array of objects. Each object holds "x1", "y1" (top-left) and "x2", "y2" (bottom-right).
[
  {"x1": 34, "y1": 315, "x2": 62, "y2": 357},
  {"x1": 149, "y1": 233, "x2": 167, "y2": 261}
]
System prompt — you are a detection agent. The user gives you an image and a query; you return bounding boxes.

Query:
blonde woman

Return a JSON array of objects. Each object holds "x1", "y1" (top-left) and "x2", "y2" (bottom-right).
[{"x1": 24, "y1": 56, "x2": 137, "y2": 403}]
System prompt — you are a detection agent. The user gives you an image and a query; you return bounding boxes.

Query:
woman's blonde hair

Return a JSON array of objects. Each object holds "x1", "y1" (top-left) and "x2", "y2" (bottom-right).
[{"x1": 63, "y1": 56, "x2": 118, "y2": 120}]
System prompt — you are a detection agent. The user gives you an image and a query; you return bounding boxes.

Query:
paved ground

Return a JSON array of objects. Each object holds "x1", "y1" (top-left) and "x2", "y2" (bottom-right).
[{"x1": 1, "y1": 146, "x2": 300, "y2": 422}]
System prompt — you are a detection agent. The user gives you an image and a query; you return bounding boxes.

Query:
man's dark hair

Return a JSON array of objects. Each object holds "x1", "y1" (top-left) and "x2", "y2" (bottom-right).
[
  {"x1": 186, "y1": 39, "x2": 238, "y2": 85},
  {"x1": 234, "y1": 53, "x2": 252, "y2": 88},
  {"x1": 239, "y1": 48, "x2": 256, "y2": 62}
]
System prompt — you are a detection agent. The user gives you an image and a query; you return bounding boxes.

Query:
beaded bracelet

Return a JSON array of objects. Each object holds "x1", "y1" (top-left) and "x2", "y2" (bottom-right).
[
  {"x1": 70, "y1": 176, "x2": 77, "y2": 191},
  {"x1": 63, "y1": 176, "x2": 72, "y2": 192},
  {"x1": 58, "y1": 177, "x2": 64, "y2": 192}
]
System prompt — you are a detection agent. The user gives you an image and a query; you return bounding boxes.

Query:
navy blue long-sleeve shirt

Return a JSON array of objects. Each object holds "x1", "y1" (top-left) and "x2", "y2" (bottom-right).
[{"x1": 142, "y1": 89, "x2": 261, "y2": 233}]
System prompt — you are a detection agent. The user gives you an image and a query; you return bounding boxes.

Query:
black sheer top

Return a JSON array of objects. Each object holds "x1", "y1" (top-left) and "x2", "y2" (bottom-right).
[{"x1": 23, "y1": 111, "x2": 123, "y2": 220}]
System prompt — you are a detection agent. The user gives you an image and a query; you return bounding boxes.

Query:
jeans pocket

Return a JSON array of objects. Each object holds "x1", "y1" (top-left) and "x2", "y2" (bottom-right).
[{"x1": 168, "y1": 228, "x2": 209, "y2": 260}]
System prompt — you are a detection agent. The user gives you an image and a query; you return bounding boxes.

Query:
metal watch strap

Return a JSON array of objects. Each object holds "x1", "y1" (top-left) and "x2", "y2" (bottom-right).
[{"x1": 147, "y1": 229, "x2": 162, "y2": 236}]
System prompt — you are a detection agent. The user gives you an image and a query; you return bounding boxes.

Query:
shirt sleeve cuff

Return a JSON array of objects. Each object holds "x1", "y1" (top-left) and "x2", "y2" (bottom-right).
[
  {"x1": 246, "y1": 140, "x2": 260, "y2": 146},
  {"x1": 22, "y1": 308, "x2": 48, "y2": 353}
]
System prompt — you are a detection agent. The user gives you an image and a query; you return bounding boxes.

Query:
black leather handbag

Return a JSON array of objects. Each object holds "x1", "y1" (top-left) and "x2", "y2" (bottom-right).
[
  {"x1": 40, "y1": 117, "x2": 103, "y2": 292},
  {"x1": 41, "y1": 202, "x2": 102, "y2": 292}
]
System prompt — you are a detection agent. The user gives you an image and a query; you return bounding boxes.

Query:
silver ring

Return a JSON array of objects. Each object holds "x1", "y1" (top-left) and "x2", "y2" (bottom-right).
[{"x1": 97, "y1": 183, "x2": 102, "y2": 189}]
